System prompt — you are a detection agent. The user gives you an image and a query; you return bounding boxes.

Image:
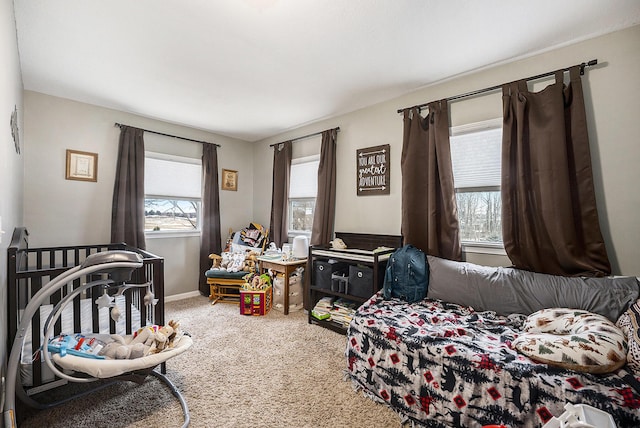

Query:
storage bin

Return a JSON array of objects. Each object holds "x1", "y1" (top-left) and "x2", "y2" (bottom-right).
[
  {"x1": 288, "y1": 279, "x2": 303, "y2": 297},
  {"x1": 313, "y1": 260, "x2": 347, "y2": 289},
  {"x1": 240, "y1": 285, "x2": 272, "y2": 316},
  {"x1": 272, "y1": 274, "x2": 304, "y2": 312},
  {"x1": 331, "y1": 270, "x2": 348, "y2": 293},
  {"x1": 347, "y1": 265, "x2": 375, "y2": 298},
  {"x1": 289, "y1": 273, "x2": 304, "y2": 291}
]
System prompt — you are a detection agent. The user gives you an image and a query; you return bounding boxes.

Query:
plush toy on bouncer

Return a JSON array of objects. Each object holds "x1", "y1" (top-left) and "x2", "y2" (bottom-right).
[{"x1": 99, "y1": 320, "x2": 182, "y2": 360}]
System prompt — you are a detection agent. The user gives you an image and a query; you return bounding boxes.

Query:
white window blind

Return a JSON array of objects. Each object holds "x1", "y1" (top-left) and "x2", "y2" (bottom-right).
[
  {"x1": 144, "y1": 152, "x2": 201, "y2": 198},
  {"x1": 450, "y1": 121, "x2": 502, "y2": 189},
  {"x1": 289, "y1": 156, "x2": 319, "y2": 198}
]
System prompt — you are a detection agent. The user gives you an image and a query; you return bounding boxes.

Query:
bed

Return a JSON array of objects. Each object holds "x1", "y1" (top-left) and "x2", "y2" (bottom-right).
[
  {"x1": 346, "y1": 255, "x2": 640, "y2": 427},
  {"x1": 6, "y1": 227, "x2": 165, "y2": 418}
]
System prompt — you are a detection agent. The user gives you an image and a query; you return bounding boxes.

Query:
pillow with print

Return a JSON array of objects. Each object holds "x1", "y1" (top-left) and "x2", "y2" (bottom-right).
[
  {"x1": 616, "y1": 299, "x2": 640, "y2": 376},
  {"x1": 514, "y1": 308, "x2": 627, "y2": 374}
]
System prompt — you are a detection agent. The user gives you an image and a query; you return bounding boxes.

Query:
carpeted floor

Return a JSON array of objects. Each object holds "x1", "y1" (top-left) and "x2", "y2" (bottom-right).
[{"x1": 19, "y1": 295, "x2": 401, "y2": 427}]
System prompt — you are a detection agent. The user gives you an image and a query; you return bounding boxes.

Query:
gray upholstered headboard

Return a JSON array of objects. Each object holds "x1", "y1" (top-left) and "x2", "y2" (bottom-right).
[{"x1": 426, "y1": 255, "x2": 640, "y2": 322}]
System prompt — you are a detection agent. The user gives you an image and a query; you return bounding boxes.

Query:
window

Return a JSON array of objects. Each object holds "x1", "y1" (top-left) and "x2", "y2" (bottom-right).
[
  {"x1": 288, "y1": 155, "x2": 320, "y2": 236},
  {"x1": 450, "y1": 119, "x2": 503, "y2": 245},
  {"x1": 144, "y1": 152, "x2": 202, "y2": 233}
]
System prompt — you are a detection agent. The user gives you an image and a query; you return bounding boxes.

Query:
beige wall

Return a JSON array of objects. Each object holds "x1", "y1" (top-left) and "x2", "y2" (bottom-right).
[
  {"x1": 253, "y1": 25, "x2": 640, "y2": 276},
  {"x1": 12, "y1": 25, "x2": 640, "y2": 303},
  {"x1": 1, "y1": 0, "x2": 25, "y2": 400},
  {"x1": 23, "y1": 91, "x2": 254, "y2": 296}
]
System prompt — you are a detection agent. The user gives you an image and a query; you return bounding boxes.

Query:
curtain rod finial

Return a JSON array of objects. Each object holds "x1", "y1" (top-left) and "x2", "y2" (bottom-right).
[{"x1": 580, "y1": 59, "x2": 598, "y2": 75}]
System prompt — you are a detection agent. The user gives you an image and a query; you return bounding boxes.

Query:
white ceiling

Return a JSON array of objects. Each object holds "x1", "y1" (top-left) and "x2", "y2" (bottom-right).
[{"x1": 13, "y1": 0, "x2": 640, "y2": 142}]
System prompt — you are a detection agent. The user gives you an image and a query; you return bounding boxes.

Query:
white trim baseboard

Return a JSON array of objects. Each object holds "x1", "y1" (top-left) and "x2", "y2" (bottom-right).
[{"x1": 165, "y1": 290, "x2": 202, "y2": 302}]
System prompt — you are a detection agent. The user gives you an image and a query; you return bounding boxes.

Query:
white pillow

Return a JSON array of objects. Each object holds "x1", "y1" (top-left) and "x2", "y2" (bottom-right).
[{"x1": 513, "y1": 308, "x2": 627, "y2": 374}]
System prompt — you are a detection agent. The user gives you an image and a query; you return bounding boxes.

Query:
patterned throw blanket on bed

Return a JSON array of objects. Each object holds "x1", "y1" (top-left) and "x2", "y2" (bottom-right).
[{"x1": 346, "y1": 293, "x2": 640, "y2": 428}]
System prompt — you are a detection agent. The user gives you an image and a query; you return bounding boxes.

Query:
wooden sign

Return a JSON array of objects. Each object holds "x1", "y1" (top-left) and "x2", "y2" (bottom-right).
[{"x1": 356, "y1": 144, "x2": 390, "y2": 196}]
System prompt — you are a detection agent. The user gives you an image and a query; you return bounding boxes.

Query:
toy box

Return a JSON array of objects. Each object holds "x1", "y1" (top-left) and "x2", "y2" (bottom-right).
[{"x1": 240, "y1": 285, "x2": 272, "y2": 316}]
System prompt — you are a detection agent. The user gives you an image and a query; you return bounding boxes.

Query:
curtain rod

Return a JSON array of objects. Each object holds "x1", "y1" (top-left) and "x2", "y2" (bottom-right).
[
  {"x1": 269, "y1": 127, "x2": 340, "y2": 147},
  {"x1": 114, "y1": 123, "x2": 221, "y2": 147},
  {"x1": 397, "y1": 59, "x2": 598, "y2": 114}
]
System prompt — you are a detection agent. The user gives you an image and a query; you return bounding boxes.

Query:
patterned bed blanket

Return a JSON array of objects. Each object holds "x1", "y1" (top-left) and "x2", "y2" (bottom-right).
[{"x1": 346, "y1": 292, "x2": 640, "y2": 427}]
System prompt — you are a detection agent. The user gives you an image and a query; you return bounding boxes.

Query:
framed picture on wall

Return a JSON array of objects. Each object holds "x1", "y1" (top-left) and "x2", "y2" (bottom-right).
[
  {"x1": 221, "y1": 168, "x2": 238, "y2": 191},
  {"x1": 66, "y1": 149, "x2": 98, "y2": 182},
  {"x1": 356, "y1": 144, "x2": 390, "y2": 196}
]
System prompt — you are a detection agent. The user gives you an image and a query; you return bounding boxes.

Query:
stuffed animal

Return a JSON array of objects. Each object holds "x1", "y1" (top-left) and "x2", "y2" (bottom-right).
[
  {"x1": 214, "y1": 251, "x2": 245, "y2": 272},
  {"x1": 330, "y1": 238, "x2": 347, "y2": 249},
  {"x1": 213, "y1": 251, "x2": 259, "y2": 273},
  {"x1": 99, "y1": 334, "x2": 146, "y2": 360},
  {"x1": 242, "y1": 251, "x2": 260, "y2": 272},
  {"x1": 151, "y1": 320, "x2": 180, "y2": 353},
  {"x1": 229, "y1": 252, "x2": 246, "y2": 272},
  {"x1": 220, "y1": 252, "x2": 232, "y2": 270},
  {"x1": 209, "y1": 254, "x2": 222, "y2": 269},
  {"x1": 98, "y1": 320, "x2": 181, "y2": 360}
]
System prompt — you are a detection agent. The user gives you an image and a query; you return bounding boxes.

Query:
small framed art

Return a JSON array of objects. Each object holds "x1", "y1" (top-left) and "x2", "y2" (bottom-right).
[
  {"x1": 66, "y1": 149, "x2": 98, "y2": 182},
  {"x1": 221, "y1": 169, "x2": 238, "y2": 191},
  {"x1": 356, "y1": 144, "x2": 390, "y2": 196}
]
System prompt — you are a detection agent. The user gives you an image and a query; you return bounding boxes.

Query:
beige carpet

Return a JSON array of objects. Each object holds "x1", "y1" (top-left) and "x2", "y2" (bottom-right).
[{"x1": 19, "y1": 295, "x2": 401, "y2": 427}]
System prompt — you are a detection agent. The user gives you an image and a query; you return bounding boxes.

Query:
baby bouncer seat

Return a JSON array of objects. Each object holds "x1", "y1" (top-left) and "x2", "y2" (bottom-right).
[{"x1": 3, "y1": 250, "x2": 193, "y2": 428}]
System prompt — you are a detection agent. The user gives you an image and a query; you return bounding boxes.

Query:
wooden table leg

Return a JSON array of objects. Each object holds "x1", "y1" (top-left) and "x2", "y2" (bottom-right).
[
  {"x1": 258, "y1": 258, "x2": 306, "y2": 315},
  {"x1": 283, "y1": 271, "x2": 289, "y2": 315}
]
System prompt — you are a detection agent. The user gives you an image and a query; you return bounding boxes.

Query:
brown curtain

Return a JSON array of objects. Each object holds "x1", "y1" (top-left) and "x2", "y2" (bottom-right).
[
  {"x1": 501, "y1": 65, "x2": 610, "y2": 276},
  {"x1": 199, "y1": 143, "x2": 222, "y2": 295},
  {"x1": 311, "y1": 129, "x2": 338, "y2": 246},
  {"x1": 269, "y1": 141, "x2": 292, "y2": 248},
  {"x1": 401, "y1": 103, "x2": 461, "y2": 260},
  {"x1": 111, "y1": 125, "x2": 146, "y2": 249}
]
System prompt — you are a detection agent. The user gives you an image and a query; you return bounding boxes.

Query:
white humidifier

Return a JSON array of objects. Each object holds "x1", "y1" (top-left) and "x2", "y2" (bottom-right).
[{"x1": 292, "y1": 235, "x2": 309, "y2": 259}]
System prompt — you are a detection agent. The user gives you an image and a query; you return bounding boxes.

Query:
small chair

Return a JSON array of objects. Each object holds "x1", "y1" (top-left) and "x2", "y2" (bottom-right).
[
  {"x1": 205, "y1": 254, "x2": 246, "y2": 305},
  {"x1": 205, "y1": 224, "x2": 269, "y2": 305}
]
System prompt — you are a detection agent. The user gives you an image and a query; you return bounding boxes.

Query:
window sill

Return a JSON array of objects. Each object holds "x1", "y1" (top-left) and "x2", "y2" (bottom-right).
[
  {"x1": 287, "y1": 231, "x2": 312, "y2": 240},
  {"x1": 145, "y1": 230, "x2": 201, "y2": 239},
  {"x1": 461, "y1": 243, "x2": 506, "y2": 256}
]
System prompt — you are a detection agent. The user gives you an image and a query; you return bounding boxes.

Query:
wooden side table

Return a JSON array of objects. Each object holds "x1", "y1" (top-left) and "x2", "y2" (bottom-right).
[{"x1": 257, "y1": 257, "x2": 307, "y2": 315}]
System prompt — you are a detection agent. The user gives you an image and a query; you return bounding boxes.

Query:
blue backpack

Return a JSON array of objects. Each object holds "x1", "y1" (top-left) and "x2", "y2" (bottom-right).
[{"x1": 383, "y1": 244, "x2": 429, "y2": 303}]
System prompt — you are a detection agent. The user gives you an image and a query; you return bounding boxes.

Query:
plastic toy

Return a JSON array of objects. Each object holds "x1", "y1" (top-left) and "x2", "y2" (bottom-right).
[
  {"x1": 48, "y1": 334, "x2": 105, "y2": 359},
  {"x1": 242, "y1": 272, "x2": 272, "y2": 291},
  {"x1": 542, "y1": 403, "x2": 616, "y2": 428}
]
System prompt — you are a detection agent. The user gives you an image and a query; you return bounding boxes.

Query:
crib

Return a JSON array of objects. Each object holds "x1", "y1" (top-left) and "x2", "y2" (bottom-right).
[{"x1": 5, "y1": 227, "x2": 168, "y2": 424}]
